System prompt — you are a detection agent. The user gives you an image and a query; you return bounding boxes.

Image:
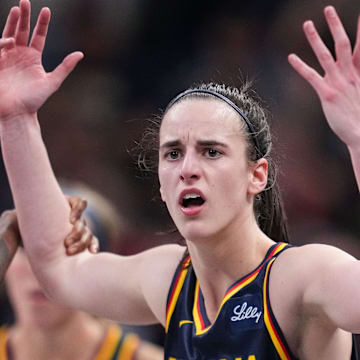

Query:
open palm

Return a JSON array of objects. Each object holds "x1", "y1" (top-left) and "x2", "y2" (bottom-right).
[
  {"x1": 0, "y1": 1, "x2": 83, "y2": 120},
  {"x1": 289, "y1": 6, "x2": 360, "y2": 147}
]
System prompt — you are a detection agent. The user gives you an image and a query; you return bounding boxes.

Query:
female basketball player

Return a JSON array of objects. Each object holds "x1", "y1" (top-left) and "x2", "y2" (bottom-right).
[{"x1": 0, "y1": 1, "x2": 359, "y2": 358}]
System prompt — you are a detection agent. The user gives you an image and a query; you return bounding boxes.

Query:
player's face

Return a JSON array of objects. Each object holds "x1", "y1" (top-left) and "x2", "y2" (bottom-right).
[
  {"x1": 158, "y1": 99, "x2": 257, "y2": 242},
  {"x1": 5, "y1": 248, "x2": 74, "y2": 329}
]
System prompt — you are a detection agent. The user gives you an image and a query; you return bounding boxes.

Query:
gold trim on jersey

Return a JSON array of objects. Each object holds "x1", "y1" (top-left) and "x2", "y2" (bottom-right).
[
  {"x1": 95, "y1": 324, "x2": 123, "y2": 360},
  {"x1": 0, "y1": 327, "x2": 8, "y2": 360},
  {"x1": 263, "y1": 258, "x2": 291, "y2": 360},
  {"x1": 166, "y1": 257, "x2": 191, "y2": 333},
  {"x1": 117, "y1": 333, "x2": 140, "y2": 360}
]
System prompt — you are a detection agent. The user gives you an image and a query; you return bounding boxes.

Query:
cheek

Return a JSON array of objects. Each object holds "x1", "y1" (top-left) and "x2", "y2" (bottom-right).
[
  {"x1": 214, "y1": 166, "x2": 250, "y2": 204},
  {"x1": 158, "y1": 163, "x2": 176, "y2": 200}
]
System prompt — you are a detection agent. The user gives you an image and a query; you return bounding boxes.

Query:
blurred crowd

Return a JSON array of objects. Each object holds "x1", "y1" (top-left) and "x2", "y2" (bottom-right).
[{"x1": 0, "y1": 0, "x2": 360, "y2": 347}]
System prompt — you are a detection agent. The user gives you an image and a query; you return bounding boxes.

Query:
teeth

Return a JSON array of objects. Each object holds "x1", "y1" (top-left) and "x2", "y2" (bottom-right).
[{"x1": 183, "y1": 193, "x2": 201, "y2": 200}]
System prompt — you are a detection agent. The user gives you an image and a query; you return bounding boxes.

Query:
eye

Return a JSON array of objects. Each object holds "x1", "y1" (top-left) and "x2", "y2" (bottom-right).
[
  {"x1": 165, "y1": 150, "x2": 181, "y2": 160},
  {"x1": 204, "y1": 148, "x2": 221, "y2": 158}
]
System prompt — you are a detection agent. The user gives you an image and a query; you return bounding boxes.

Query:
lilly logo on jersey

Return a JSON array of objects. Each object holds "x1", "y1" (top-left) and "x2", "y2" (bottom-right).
[{"x1": 231, "y1": 302, "x2": 262, "y2": 324}]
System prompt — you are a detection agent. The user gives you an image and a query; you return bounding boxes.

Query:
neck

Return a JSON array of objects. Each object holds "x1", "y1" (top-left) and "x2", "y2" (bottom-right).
[
  {"x1": 8, "y1": 313, "x2": 106, "y2": 360},
  {"x1": 186, "y1": 216, "x2": 274, "y2": 322}
]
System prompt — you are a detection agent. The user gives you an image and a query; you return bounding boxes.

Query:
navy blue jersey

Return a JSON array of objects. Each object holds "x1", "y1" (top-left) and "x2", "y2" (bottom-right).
[{"x1": 164, "y1": 242, "x2": 358, "y2": 360}]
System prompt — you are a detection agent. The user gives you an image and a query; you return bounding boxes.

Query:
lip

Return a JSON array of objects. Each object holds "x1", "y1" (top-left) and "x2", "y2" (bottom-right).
[{"x1": 178, "y1": 188, "x2": 206, "y2": 216}]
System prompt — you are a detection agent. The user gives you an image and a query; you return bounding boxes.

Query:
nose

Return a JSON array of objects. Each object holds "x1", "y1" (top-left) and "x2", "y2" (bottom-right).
[{"x1": 180, "y1": 151, "x2": 201, "y2": 182}]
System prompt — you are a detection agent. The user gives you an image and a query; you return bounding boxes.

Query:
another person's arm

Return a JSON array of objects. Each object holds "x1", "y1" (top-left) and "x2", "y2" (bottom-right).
[{"x1": 288, "y1": 6, "x2": 360, "y2": 191}]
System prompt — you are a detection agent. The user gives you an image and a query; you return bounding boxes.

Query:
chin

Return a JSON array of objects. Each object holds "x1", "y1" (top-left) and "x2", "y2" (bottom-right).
[{"x1": 179, "y1": 223, "x2": 216, "y2": 242}]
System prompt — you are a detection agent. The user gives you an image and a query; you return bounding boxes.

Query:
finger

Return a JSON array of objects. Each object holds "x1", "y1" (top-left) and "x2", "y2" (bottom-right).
[
  {"x1": 68, "y1": 197, "x2": 87, "y2": 223},
  {"x1": 29, "y1": 7, "x2": 51, "y2": 53},
  {"x1": 303, "y1": 20, "x2": 336, "y2": 75},
  {"x1": 354, "y1": 16, "x2": 360, "y2": 70},
  {"x1": 81, "y1": 230, "x2": 93, "y2": 251},
  {"x1": 66, "y1": 243, "x2": 83, "y2": 256},
  {"x1": 324, "y1": 6, "x2": 352, "y2": 67},
  {"x1": 49, "y1": 52, "x2": 84, "y2": 91},
  {"x1": 288, "y1": 53, "x2": 329, "y2": 96},
  {"x1": 64, "y1": 220, "x2": 84, "y2": 246},
  {"x1": 89, "y1": 236, "x2": 99, "y2": 254},
  {"x1": 2, "y1": 6, "x2": 20, "y2": 38},
  {"x1": 1, "y1": 209, "x2": 16, "y2": 220},
  {"x1": 0, "y1": 38, "x2": 15, "y2": 51},
  {"x1": 67, "y1": 230, "x2": 92, "y2": 255},
  {"x1": 15, "y1": 0, "x2": 31, "y2": 46}
]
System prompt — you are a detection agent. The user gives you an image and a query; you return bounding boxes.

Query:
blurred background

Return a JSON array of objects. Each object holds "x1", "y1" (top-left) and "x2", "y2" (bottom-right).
[{"x1": 0, "y1": 0, "x2": 360, "y2": 346}]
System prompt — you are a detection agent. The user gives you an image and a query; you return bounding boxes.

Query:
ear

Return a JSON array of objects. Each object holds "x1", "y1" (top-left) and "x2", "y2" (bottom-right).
[
  {"x1": 159, "y1": 185, "x2": 166, "y2": 202},
  {"x1": 248, "y1": 158, "x2": 268, "y2": 195}
]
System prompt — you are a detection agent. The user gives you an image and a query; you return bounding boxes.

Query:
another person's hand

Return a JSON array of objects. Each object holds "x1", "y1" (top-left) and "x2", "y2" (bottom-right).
[
  {"x1": 65, "y1": 196, "x2": 99, "y2": 256},
  {"x1": 288, "y1": 6, "x2": 360, "y2": 147},
  {"x1": 0, "y1": 0, "x2": 83, "y2": 120},
  {"x1": 0, "y1": 210, "x2": 20, "y2": 257}
]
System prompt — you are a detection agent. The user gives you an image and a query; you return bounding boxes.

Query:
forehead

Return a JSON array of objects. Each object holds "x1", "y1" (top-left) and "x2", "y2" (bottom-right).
[{"x1": 160, "y1": 98, "x2": 244, "y2": 142}]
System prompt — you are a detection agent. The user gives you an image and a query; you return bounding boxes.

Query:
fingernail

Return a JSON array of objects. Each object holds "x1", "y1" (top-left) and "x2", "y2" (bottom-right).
[{"x1": 325, "y1": 6, "x2": 335, "y2": 14}]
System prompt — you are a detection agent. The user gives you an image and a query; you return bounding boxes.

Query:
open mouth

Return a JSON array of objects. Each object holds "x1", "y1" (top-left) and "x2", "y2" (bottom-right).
[{"x1": 181, "y1": 194, "x2": 205, "y2": 208}]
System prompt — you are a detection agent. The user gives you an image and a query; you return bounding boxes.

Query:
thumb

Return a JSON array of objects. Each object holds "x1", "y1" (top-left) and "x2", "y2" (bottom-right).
[{"x1": 49, "y1": 51, "x2": 84, "y2": 91}]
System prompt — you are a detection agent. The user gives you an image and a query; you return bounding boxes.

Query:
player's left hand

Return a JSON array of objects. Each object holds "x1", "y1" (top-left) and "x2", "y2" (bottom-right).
[
  {"x1": 288, "y1": 6, "x2": 360, "y2": 147},
  {"x1": 64, "y1": 196, "x2": 99, "y2": 256}
]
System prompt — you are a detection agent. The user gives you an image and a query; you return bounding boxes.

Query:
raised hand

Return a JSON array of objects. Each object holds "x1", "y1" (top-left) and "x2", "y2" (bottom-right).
[
  {"x1": 288, "y1": 6, "x2": 360, "y2": 147},
  {"x1": 0, "y1": 0, "x2": 83, "y2": 120}
]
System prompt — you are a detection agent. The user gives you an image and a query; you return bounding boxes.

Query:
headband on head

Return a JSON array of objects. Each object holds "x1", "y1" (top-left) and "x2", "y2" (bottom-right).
[{"x1": 166, "y1": 89, "x2": 263, "y2": 159}]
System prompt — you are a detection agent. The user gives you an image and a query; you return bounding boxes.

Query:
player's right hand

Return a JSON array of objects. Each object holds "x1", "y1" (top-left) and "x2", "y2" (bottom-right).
[{"x1": 0, "y1": 0, "x2": 83, "y2": 120}]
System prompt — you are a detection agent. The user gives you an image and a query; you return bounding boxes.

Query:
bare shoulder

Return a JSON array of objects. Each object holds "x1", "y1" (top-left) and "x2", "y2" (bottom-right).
[
  {"x1": 269, "y1": 242, "x2": 357, "y2": 315},
  {"x1": 137, "y1": 244, "x2": 186, "y2": 326},
  {"x1": 268, "y1": 243, "x2": 356, "y2": 354},
  {"x1": 273, "y1": 243, "x2": 356, "y2": 276}
]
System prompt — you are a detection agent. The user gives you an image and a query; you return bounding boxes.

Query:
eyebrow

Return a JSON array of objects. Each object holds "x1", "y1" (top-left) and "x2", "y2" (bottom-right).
[
  {"x1": 159, "y1": 139, "x2": 228, "y2": 150},
  {"x1": 197, "y1": 140, "x2": 228, "y2": 148},
  {"x1": 159, "y1": 140, "x2": 182, "y2": 150}
]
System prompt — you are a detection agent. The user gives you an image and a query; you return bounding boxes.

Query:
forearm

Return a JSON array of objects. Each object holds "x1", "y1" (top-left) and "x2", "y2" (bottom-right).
[
  {"x1": 348, "y1": 143, "x2": 360, "y2": 193},
  {"x1": 0, "y1": 113, "x2": 72, "y2": 266}
]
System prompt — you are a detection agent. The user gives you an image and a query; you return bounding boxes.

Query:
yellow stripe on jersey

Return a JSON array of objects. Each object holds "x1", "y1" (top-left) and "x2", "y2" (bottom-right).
[
  {"x1": 263, "y1": 258, "x2": 290, "y2": 360},
  {"x1": 117, "y1": 333, "x2": 140, "y2": 360},
  {"x1": 192, "y1": 281, "x2": 204, "y2": 334},
  {"x1": 95, "y1": 324, "x2": 122, "y2": 360},
  {"x1": 179, "y1": 320, "x2": 193, "y2": 328},
  {"x1": 166, "y1": 259, "x2": 190, "y2": 333},
  {"x1": 0, "y1": 327, "x2": 8, "y2": 360}
]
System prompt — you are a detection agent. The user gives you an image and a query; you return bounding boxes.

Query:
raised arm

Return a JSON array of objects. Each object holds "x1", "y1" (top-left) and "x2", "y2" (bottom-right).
[
  {"x1": 288, "y1": 6, "x2": 360, "y2": 191},
  {"x1": 0, "y1": 0, "x2": 181, "y2": 325},
  {"x1": 0, "y1": 0, "x2": 83, "y2": 256}
]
